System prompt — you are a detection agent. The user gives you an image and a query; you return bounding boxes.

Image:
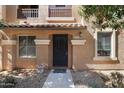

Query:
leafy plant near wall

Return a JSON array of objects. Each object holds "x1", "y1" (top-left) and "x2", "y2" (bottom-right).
[
  {"x1": 0, "y1": 19, "x2": 10, "y2": 39},
  {"x1": 0, "y1": 20, "x2": 4, "y2": 39},
  {"x1": 110, "y1": 72, "x2": 124, "y2": 88},
  {"x1": 0, "y1": 19, "x2": 4, "y2": 29},
  {"x1": 79, "y1": 5, "x2": 124, "y2": 30},
  {"x1": 99, "y1": 72, "x2": 124, "y2": 88}
]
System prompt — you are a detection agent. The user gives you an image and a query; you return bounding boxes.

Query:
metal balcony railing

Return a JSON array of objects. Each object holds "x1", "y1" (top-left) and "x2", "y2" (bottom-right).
[
  {"x1": 49, "y1": 8, "x2": 72, "y2": 17},
  {"x1": 17, "y1": 9, "x2": 38, "y2": 19}
]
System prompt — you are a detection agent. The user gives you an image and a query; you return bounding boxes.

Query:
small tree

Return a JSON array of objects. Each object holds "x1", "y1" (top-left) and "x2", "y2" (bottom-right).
[{"x1": 79, "y1": 5, "x2": 124, "y2": 30}]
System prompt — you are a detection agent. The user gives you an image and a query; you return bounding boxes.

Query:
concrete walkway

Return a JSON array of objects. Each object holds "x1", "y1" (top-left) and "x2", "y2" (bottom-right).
[{"x1": 43, "y1": 69, "x2": 75, "y2": 88}]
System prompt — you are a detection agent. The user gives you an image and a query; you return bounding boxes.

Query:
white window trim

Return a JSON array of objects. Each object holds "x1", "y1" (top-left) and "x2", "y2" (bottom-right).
[
  {"x1": 94, "y1": 28, "x2": 117, "y2": 61},
  {"x1": 18, "y1": 35, "x2": 37, "y2": 59}
]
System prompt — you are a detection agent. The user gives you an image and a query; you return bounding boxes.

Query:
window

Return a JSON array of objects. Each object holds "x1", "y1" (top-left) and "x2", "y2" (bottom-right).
[
  {"x1": 19, "y1": 36, "x2": 36, "y2": 58},
  {"x1": 97, "y1": 32, "x2": 112, "y2": 56}
]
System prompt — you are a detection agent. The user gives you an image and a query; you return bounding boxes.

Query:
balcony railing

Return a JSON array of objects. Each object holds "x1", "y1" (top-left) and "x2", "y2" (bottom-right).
[
  {"x1": 49, "y1": 8, "x2": 72, "y2": 17},
  {"x1": 17, "y1": 9, "x2": 38, "y2": 19}
]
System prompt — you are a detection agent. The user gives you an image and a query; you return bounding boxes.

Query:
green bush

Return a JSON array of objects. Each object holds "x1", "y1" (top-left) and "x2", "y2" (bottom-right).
[
  {"x1": 0, "y1": 76, "x2": 17, "y2": 88},
  {"x1": 110, "y1": 72, "x2": 124, "y2": 88}
]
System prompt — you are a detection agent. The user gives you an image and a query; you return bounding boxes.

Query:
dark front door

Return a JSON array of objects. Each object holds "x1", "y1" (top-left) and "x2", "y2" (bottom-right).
[{"x1": 53, "y1": 35, "x2": 68, "y2": 67}]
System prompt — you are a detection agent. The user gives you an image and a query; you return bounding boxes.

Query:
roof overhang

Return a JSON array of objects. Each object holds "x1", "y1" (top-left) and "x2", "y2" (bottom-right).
[{"x1": 3, "y1": 23, "x2": 86, "y2": 30}]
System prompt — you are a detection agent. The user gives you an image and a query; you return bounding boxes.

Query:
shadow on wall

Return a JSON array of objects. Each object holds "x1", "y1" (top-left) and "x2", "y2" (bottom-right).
[
  {"x1": 0, "y1": 43, "x2": 2, "y2": 70},
  {"x1": 4, "y1": 46, "x2": 13, "y2": 70}
]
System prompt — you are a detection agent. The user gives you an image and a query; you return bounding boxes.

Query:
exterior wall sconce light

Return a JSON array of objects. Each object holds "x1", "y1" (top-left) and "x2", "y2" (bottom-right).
[{"x1": 79, "y1": 31, "x2": 83, "y2": 39}]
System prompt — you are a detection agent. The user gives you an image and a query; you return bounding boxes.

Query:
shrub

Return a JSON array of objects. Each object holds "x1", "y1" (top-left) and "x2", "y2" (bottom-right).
[
  {"x1": 110, "y1": 72, "x2": 124, "y2": 88},
  {"x1": 0, "y1": 76, "x2": 17, "y2": 88}
]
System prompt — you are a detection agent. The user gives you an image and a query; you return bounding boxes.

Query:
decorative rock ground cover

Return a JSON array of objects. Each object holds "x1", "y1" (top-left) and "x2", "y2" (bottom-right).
[
  {"x1": 71, "y1": 70, "x2": 124, "y2": 88},
  {"x1": 1, "y1": 69, "x2": 124, "y2": 88},
  {"x1": 0, "y1": 69, "x2": 50, "y2": 88},
  {"x1": 71, "y1": 70, "x2": 107, "y2": 88}
]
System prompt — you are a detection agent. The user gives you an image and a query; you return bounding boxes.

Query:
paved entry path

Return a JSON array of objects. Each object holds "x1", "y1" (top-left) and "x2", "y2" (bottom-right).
[{"x1": 43, "y1": 69, "x2": 75, "y2": 88}]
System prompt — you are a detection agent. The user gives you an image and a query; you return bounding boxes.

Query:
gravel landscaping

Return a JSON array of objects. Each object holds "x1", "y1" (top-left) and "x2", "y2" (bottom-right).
[
  {"x1": 71, "y1": 70, "x2": 124, "y2": 88},
  {"x1": 1, "y1": 68, "x2": 124, "y2": 88},
  {"x1": 71, "y1": 70, "x2": 107, "y2": 88},
  {"x1": 0, "y1": 69, "x2": 50, "y2": 88}
]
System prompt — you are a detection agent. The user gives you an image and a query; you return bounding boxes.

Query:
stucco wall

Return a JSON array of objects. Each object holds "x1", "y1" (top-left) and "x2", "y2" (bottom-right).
[
  {"x1": 117, "y1": 31, "x2": 124, "y2": 64},
  {"x1": 36, "y1": 45, "x2": 49, "y2": 68},
  {"x1": 0, "y1": 5, "x2": 6, "y2": 20},
  {"x1": 2, "y1": 28, "x2": 80, "y2": 69},
  {"x1": 0, "y1": 41, "x2": 2, "y2": 71},
  {"x1": 0, "y1": 6, "x2": 2, "y2": 19},
  {"x1": 72, "y1": 5, "x2": 81, "y2": 23},
  {"x1": 72, "y1": 28, "x2": 95, "y2": 69},
  {"x1": 2, "y1": 45, "x2": 16, "y2": 70},
  {"x1": 4, "y1": 5, "x2": 81, "y2": 23},
  {"x1": 6, "y1": 5, "x2": 17, "y2": 23},
  {"x1": 2, "y1": 28, "x2": 123, "y2": 70}
]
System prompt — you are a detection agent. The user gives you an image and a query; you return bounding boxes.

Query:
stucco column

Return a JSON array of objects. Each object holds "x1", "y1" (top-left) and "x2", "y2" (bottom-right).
[
  {"x1": 35, "y1": 40, "x2": 50, "y2": 68},
  {"x1": 38, "y1": 5, "x2": 48, "y2": 22},
  {"x1": 0, "y1": 41, "x2": 2, "y2": 71},
  {"x1": 1, "y1": 40, "x2": 16, "y2": 71},
  {"x1": 0, "y1": 5, "x2": 2, "y2": 19},
  {"x1": 0, "y1": 5, "x2": 6, "y2": 20},
  {"x1": 71, "y1": 40, "x2": 86, "y2": 69}
]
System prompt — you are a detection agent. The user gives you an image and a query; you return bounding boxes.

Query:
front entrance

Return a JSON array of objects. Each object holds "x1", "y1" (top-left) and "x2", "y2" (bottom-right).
[{"x1": 53, "y1": 34, "x2": 68, "y2": 67}]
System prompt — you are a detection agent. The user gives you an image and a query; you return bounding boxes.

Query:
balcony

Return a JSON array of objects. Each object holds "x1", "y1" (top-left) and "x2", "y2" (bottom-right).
[
  {"x1": 49, "y1": 8, "x2": 72, "y2": 17},
  {"x1": 46, "y1": 7, "x2": 75, "y2": 23},
  {"x1": 17, "y1": 9, "x2": 39, "y2": 19}
]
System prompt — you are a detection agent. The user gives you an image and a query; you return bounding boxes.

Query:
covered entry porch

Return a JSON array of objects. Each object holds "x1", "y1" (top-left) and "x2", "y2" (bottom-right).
[{"x1": 0, "y1": 23, "x2": 86, "y2": 71}]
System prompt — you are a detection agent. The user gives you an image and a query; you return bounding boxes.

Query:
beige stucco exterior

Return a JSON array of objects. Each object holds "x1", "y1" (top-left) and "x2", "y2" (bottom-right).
[
  {"x1": 1, "y1": 5, "x2": 81, "y2": 23},
  {"x1": 0, "y1": 5, "x2": 124, "y2": 71},
  {"x1": 1, "y1": 27, "x2": 122, "y2": 70}
]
